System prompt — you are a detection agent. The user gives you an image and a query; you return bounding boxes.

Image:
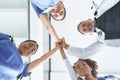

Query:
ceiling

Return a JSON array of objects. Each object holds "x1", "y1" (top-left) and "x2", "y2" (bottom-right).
[
  {"x1": 0, "y1": 0, "x2": 27, "y2": 9},
  {"x1": 0, "y1": 0, "x2": 28, "y2": 38}
]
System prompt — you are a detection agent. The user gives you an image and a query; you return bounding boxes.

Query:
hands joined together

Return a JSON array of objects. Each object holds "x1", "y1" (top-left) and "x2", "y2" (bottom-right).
[{"x1": 55, "y1": 38, "x2": 69, "y2": 50}]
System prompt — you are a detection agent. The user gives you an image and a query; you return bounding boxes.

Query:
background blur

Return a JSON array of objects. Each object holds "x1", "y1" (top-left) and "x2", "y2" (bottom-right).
[{"x1": 0, "y1": 0, "x2": 120, "y2": 80}]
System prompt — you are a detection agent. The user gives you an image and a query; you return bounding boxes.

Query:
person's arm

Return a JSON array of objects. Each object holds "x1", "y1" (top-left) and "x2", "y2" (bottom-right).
[
  {"x1": 95, "y1": 28, "x2": 105, "y2": 43},
  {"x1": 39, "y1": 14, "x2": 60, "y2": 42},
  {"x1": 62, "y1": 38, "x2": 107, "y2": 59},
  {"x1": 59, "y1": 44, "x2": 67, "y2": 60},
  {"x1": 61, "y1": 38, "x2": 86, "y2": 58},
  {"x1": 26, "y1": 45, "x2": 59, "y2": 73},
  {"x1": 59, "y1": 43, "x2": 77, "y2": 80}
]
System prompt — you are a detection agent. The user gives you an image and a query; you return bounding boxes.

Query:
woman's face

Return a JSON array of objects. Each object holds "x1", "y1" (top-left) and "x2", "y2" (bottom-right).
[
  {"x1": 18, "y1": 41, "x2": 38, "y2": 57},
  {"x1": 49, "y1": 1, "x2": 65, "y2": 20},
  {"x1": 74, "y1": 60, "x2": 92, "y2": 76},
  {"x1": 78, "y1": 20, "x2": 95, "y2": 35}
]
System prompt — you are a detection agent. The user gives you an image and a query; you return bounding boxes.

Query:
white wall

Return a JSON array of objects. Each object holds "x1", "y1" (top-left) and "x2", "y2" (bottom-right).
[
  {"x1": 0, "y1": 0, "x2": 28, "y2": 38},
  {"x1": 0, "y1": 9, "x2": 28, "y2": 38}
]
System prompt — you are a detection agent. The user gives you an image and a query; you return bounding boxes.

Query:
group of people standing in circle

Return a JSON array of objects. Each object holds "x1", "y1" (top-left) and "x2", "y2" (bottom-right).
[{"x1": 0, "y1": 0, "x2": 120, "y2": 80}]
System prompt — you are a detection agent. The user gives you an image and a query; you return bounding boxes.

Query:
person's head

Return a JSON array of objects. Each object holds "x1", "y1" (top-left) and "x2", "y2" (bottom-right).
[
  {"x1": 18, "y1": 40, "x2": 39, "y2": 57},
  {"x1": 77, "y1": 19, "x2": 95, "y2": 35},
  {"x1": 73, "y1": 59, "x2": 98, "y2": 78},
  {"x1": 49, "y1": 1, "x2": 66, "y2": 21}
]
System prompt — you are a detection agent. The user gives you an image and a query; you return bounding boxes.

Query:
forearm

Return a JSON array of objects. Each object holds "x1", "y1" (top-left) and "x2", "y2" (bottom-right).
[
  {"x1": 27, "y1": 47, "x2": 58, "y2": 73},
  {"x1": 59, "y1": 47, "x2": 67, "y2": 60},
  {"x1": 48, "y1": 25, "x2": 59, "y2": 42},
  {"x1": 39, "y1": 14, "x2": 60, "y2": 42},
  {"x1": 67, "y1": 41, "x2": 107, "y2": 59}
]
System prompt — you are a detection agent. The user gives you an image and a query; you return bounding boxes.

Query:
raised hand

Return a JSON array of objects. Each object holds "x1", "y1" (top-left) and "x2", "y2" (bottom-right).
[{"x1": 61, "y1": 38, "x2": 70, "y2": 49}]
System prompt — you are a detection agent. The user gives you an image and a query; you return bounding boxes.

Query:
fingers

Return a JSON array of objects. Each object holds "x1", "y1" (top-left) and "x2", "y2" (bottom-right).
[
  {"x1": 55, "y1": 41, "x2": 63, "y2": 49},
  {"x1": 59, "y1": 37, "x2": 66, "y2": 48},
  {"x1": 55, "y1": 37, "x2": 68, "y2": 49}
]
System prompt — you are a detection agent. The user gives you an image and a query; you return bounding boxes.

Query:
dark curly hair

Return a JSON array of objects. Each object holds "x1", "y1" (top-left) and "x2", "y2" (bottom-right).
[{"x1": 73, "y1": 59, "x2": 98, "y2": 78}]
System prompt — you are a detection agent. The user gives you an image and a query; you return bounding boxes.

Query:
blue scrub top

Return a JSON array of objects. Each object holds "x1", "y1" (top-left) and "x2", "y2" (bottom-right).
[
  {"x1": 0, "y1": 33, "x2": 30, "y2": 80},
  {"x1": 98, "y1": 75, "x2": 120, "y2": 80},
  {"x1": 30, "y1": 0, "x2": 60, "y2": 16}
]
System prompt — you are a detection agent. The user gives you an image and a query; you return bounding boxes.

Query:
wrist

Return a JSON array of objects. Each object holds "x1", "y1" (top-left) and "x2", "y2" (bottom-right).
[{"x1": 65, "y1": 44, "x2": 70, "y2": 50}]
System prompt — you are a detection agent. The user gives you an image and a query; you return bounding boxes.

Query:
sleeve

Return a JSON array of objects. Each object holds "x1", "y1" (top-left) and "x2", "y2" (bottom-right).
[
  {"x1": 0, "y1": 33, "x2": 12, "y2": 40},
  {"x1": 30, "y1": 2, "x2": 47, "y2": 16},
  {"x1": 104, "y1": 75, "x2": 120, "y2": 80},
  {"x1": 21, "y1": 63, "x2": 31, "y2": 77},
  {"x1": 67, "y1": 41, "x2": 107, "y2": 59},
  {"x1": 95, "y1": 28, "x2": 105, "y2": 43},
  {"x1": 97, "y1": 77, "x2": 105, "y2": 80},
  {"x1": 64, "y1": 59, "x2": 77, "y2": 80}
]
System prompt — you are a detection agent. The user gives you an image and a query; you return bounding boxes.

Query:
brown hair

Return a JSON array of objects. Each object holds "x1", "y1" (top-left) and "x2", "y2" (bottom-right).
[
  {"x1": 19, "y1": 40, "x2": 39, "y2": 55},
  {"x1": 73, "y1": 59, "x2": 98, "y2": 78},
  {"x1": 50, "y1": 1, "x2": 66, "y2": 21}
]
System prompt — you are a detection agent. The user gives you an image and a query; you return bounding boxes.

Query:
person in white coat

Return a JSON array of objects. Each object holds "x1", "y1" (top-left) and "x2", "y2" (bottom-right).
[{"x1": 61, "y1": 19, "x2": 120, "y2": 59}]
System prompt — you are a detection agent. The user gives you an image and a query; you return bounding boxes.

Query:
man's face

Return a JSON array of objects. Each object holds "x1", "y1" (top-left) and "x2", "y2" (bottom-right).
[
  {"x1": 18, "y1": 41, "x2": 38, "y2": 57},
  {"x1": 78, "y1": 20, "x2": 95, "y2": 35},
  {"x1": 49, "y1": 1, "x2": 65, "y2": 21}
]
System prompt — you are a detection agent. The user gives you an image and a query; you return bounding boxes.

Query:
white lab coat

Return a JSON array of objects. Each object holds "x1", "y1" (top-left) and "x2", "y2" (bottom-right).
[{"x1": 66, "y1": 28, "x2": 120, "y2": 59}]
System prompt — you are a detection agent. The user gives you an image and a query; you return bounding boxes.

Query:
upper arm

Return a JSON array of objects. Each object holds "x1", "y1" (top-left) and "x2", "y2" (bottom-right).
[{"x1": 21, "y1": 63, "x2": 31, "y2": 77}]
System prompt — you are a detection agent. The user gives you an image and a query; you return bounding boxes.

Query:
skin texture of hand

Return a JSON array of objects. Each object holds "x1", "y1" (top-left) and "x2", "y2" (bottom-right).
[{"x1": 61, "y1": 38, "x2": 70, "y2": 49}]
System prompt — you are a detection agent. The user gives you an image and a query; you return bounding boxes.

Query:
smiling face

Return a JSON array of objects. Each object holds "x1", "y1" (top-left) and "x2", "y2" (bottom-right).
[
  {"x1": 18, "y1": 40, "x2": 38, "y2": 57},
  {"x1": 74, "y1": 60, "x2": 92, "y2": 76},
  {"x1": 49, "y1": 1, "x2": 66, "y2": 21},
  {"x1": 77, "y1": 19, "x2": 95, "y2": 35}
]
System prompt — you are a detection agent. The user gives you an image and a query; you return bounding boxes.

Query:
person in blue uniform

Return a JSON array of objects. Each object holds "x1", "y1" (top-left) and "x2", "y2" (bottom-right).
[
  {"x1": 0, "y1": 32, "x2": 59, "y2": 80},
  {"x1": 30, "y1": 0, "x2": 66, "y2": 42}
]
